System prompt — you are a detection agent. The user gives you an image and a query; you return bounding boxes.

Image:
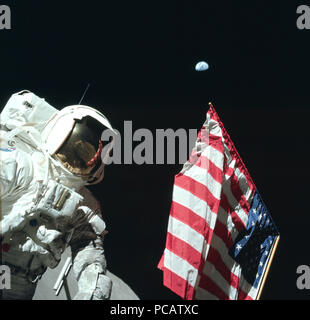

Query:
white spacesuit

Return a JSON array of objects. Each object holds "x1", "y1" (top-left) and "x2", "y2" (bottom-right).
[{"x1": 0, "y1": 90, "x2": 116, "y2": 300}]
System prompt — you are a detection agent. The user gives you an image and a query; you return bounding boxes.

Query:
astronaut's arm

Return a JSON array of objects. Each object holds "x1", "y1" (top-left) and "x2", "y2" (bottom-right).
[
  {"x1": 0, "y1": 150, "x2": 34, "y2": 237},
  {"x1": 0, "y1": 153, "x2": 20, "y2": 199},
  {"x1": 69, "y1": 206, "x2": 112, "y2": 300}
]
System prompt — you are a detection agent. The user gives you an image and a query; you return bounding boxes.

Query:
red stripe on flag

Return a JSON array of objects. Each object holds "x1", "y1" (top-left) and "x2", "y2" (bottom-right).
[
  {"x1": 166, "y1": 232, "x2": 205, "y2": 273},
  {"x1": 213, "y1": 219, "x2": 234, "y2": 249},
  {"x1": 237, "y1": 288, "x2": 253, "y2": 300},
  {"x1": 170, "y1": 201, "x2": 214, "y2": 245},
  {"x1": 198, "y1": 273, "x2": 230, "y2": 300},
  {"x1": 207, "y1": 106, "x2": 222, "y2": 122},
  {"x1": 197, "y1": 247, "x2": 254, "y2": 300},
  {"x1": 225, "y1": 164, "x2": 255, "y2": 199},
  {"x1": 158, "y1": 253, "x2": 164, "y2": 270},
  {"x1": 208, "y1": 134, "x2": 224, "y2": 153},
  {"x1": 209, "y1": 105, "x2": 256, "y2": 192},
  {"x1": 220, "y1": 192, "x2": 246, "y2": 232},
  {"x1": 206, "y1": 247, "x2": 239, "y2": 290},
  {"x1": 197, "y1": 131, "x2": 224, "y2": 154},
  {"x1": 229, "y1": 172, "x2": 250, "y2": 213},
  {"x1": 195, "y1": 156, "x2": 223, "y2": 184},
  {"x1": 174, "y1": 175, "x2": 220, "y2": 214},
  {"x1": 223, "y1": 159, "x2": 255, "y2": 218},
  {"x1": 225, "y1": 166, "x2": 234, "y2": 178},
  {"x1": 162, "y1": 267, "x2": 196, "y2": 300}
]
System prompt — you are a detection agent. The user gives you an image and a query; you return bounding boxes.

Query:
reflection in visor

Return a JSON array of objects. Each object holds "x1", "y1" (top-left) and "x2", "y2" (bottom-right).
[{"x1": 86, "y1": 140, "x2": 103, "y2": 167}]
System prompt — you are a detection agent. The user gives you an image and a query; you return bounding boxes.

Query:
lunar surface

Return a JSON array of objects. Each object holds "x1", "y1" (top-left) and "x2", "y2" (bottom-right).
[{"x1": 33, "y1": 247, "x2": 139, "y2": 300}]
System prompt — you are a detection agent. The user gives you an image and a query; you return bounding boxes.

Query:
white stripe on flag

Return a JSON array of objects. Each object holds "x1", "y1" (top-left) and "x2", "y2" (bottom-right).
[
  {"x1": 195, "y1": 285, "x2": 218, "y2": 300},
  {"x1": 168, "y1": 216, "x2": 209, "y2": 258},
  {"x1": 206, "y1": 115, "x2": 222, "y2": 137},
  {"x1": 183, "y1": 164, "x2": 222, "y2": 200},
  {"x1": 207, "y1": 232, "x2": 240, "y2": 278},
  {"x1": 238, "y1": 277, "x2": 258, "y2": 300},
  {"x1": 234, "y1": 167, "x2": 253, "y2": 198},
  {"x1": 173, "y1": 185, "x2": 218, "y2": 229},
  {"x1": 222, "y1": 181, "x2": 249, "y2": 225},
  {"x1": 200, "y1": 146, "x2": 224, "y2": 171},
  {"x1": 202, "y1": 260, "x2": 239, "y2": 300},
  {"x1": 216, "y1": 206, "x2": 239, "y2": 243},
  {"x1": 204, "y1": 231, "x2": 258, "y2": 300},
  {"x1": 163, "y1": 249, "x2": 199, "y2": 288}
]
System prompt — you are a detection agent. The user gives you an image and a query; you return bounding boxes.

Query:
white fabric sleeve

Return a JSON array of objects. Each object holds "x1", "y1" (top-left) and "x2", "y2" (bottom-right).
[
  {"x1": 69, "y1": 187, "x2": 112, "y2": 300},
  {"x1": 0, "y1": 149, "x2": 33, "y2": 199},
  {"x1": 71, "y1": 239, "x2": 112, "y2": 300},
  {"x1": 0, "y1": 150, "x2": 34, "y2": 236},
  {"x1": 0, "y1": 152, "x2": 19, "y2": 199}
]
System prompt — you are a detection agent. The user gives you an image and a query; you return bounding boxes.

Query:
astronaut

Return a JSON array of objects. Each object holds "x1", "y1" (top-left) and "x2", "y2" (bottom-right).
[{"x1": 0, "y1": 90, "x2": 116, "y2": 300}]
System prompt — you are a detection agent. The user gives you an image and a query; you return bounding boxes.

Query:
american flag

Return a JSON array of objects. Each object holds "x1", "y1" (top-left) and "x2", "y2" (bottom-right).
[{"x1": 158, "y1": 104, "x2": 279, "y2": 300}]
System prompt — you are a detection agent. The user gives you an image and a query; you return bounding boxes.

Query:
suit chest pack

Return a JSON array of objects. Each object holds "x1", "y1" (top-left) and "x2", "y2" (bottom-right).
[{"x1": 26, "y1": 179, "x2": 84, "y2": 226}]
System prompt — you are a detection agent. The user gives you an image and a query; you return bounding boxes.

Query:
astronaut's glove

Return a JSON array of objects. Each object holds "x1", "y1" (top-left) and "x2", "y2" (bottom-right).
[
  {"x1": 93, "y1": 274, "x2": 113, "y2": 300},
  {"x1": 20, "y1": 237, "x2": 60, "y2": 268},
  {"x1": 25, "y1": 225, "x2": 65, "y2": 262},
  {"x1": 73, "y1": 264, "x2": 112, "y2": 300},
  {"x1": 71, "y1": 238, "x2": 112, "y2": 300}
]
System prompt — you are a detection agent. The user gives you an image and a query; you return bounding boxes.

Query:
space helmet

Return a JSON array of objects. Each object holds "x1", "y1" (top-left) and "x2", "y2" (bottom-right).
[{"x1": 41, "y1": 104, "x2": 116, "y2": 184}]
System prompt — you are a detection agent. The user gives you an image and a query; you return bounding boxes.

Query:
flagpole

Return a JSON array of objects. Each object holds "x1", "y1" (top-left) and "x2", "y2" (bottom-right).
[{"x1": 256, "y1": 236, "x2": 280, "y2": 300}]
